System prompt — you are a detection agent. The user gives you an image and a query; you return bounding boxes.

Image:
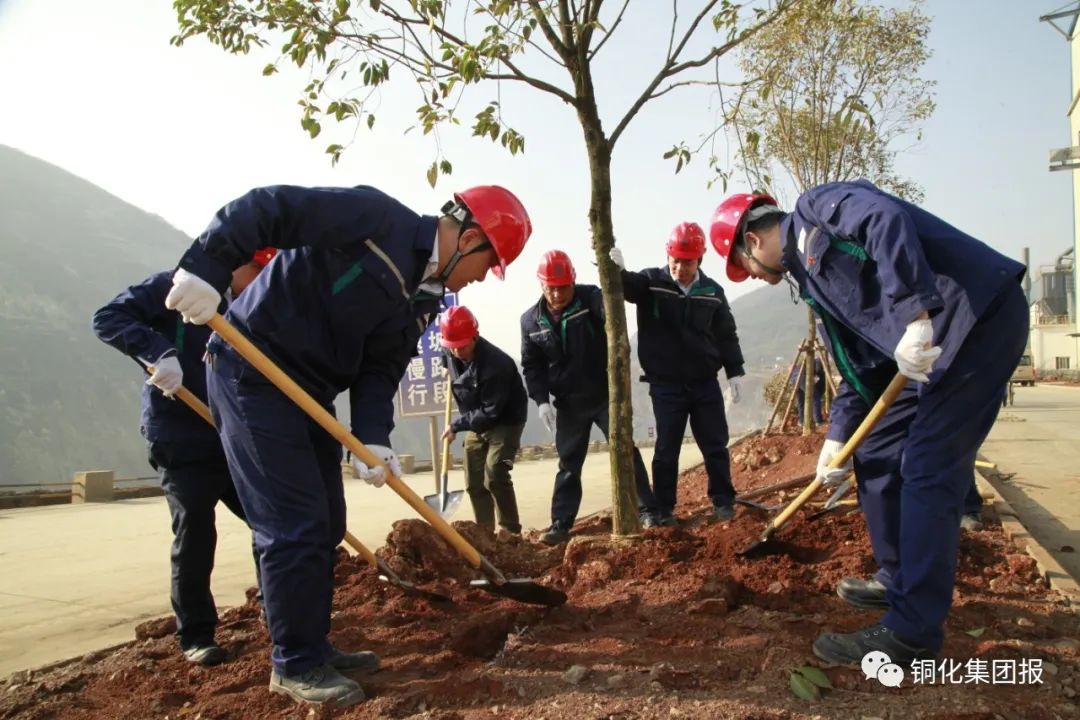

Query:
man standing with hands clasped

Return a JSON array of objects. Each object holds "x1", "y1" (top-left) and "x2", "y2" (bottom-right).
[{"x1": 711, "y1": 180, "x2": 1027, "y2": 667}]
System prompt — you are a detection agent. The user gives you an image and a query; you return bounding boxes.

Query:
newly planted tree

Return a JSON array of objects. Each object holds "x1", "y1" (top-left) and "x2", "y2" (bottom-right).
[
  {"x1": 172, "y1": 0, "x2": 801, "y2": 535},
  {"x1": 725, "y1": 0, "x2": 935, "y2": 433}
]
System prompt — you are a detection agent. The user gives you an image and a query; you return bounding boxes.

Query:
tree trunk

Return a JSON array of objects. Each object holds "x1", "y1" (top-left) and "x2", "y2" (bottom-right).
[
  {"x1": 803, "y1": 307, "x2": 815, "y2": 435},
  {"x1": 579, "y1": 130, "x2": 639, "y2": 537}
]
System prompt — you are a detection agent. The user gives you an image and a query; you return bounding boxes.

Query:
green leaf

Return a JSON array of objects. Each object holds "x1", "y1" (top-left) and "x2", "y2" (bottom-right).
[
  {"x1": 426, "y1": 162, "x2": 438, "y2": 188},
  {"x1": 789, "y1": 672, "x2": 820, "y2": 701},
  {"x1": 367, "y1": 114, "x2": 375, "y2": 130},
  {"x1": 261, "y1": 63, "x2": 277, "y2": 76},
  {"x1": 796, "y1": 666, "x2": 833, "y2": 689},
  {"x1": 965, "y1": 627, "x2": 986, "y2": 638}
]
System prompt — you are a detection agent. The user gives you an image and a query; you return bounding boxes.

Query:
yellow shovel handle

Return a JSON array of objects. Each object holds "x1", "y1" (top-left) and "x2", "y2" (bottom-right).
[
  {"x1": 157, "y1": 369, "x2": 388, "y2": 565},
  {"x1": 769, "y1": 372, "x2": 908, "y2": 530},
  {"x1": 207, "y1": 313, "x2": 484, "y2": 569}
]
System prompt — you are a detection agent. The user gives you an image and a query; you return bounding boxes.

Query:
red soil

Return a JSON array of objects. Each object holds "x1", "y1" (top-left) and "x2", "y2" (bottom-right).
[{"x1": 3, "y1": 432, "x2": 1077, "y2": 719}]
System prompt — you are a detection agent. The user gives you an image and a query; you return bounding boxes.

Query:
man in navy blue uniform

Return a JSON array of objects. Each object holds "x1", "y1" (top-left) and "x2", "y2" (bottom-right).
[
  {"x1": 520, "y1": 250, "x2": 657, "y2": 544},
  {"x1": 438, "y1": 306, "x2": 527, "y2": 536},
  {"x1": 712, "y1": 180, "x2": 1027, "y2": 667},
  {"x1": 92, "y1": 247, "x2": 275, "y2": 666},
  {"x1": 609, "y1": 222, "x2": 745, "y2": 526},
  {"x1": 163, "y1": 184, "x2": 531, "y2": 707}
]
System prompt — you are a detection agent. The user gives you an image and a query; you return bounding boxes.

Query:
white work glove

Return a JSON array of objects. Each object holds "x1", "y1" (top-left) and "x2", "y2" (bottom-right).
[
  {"x1": 893, "y1": 318, "x2": 943, "y2": 383},
  {"x1": 728, "y1": 376, "x2": 742, "y2": 404},
  {"x1": 609, "y1": 247, "x2": 625, "y2": 271},
  {"x1": 816, "y1": 438, "x2": 853, "y2": 488},
  {"x1": 538, "y1": 402, "x2": 557, "y2": 435},
  {"x1": 146, "y1": 355, "x2": 183, "y2": 397},
  {"x1": 165, "y1": 268, "x2": 221, "y2": 325},
  {"x1": 351, "y1": 444, "x2": 402, "y2": 487}
]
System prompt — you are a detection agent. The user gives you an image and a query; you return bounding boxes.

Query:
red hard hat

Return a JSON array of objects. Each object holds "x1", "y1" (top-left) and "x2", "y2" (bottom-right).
[
  {"x1": 454, "y1": 185, "x2": 532, "y2": 280},
  {"x1": 665, "y1": 222, "x2": 706, "y2": 260},
  {"x1": 439, "y1": 306, "x2": 479, "y2": 349},
  {"x1": 251, "y1": 247, "x2": 277, "y2": 268},
  {"x1": 709, "y1": 193, "x2": 778, "y2": 282},
  {"x1": 537, "y1": 250, "x2": 576, "y2": 287}
]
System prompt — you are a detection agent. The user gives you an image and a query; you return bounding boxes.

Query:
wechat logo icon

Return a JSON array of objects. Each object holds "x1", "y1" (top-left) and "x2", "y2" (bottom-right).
[{"x1": 862, "y1": 650, "x2": 905, "y2": 687}]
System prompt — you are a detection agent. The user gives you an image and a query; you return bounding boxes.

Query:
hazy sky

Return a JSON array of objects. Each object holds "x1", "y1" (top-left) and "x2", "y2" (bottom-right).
[{"x1": 0, "y1": 0, "x2": 1074, "y2": 356}]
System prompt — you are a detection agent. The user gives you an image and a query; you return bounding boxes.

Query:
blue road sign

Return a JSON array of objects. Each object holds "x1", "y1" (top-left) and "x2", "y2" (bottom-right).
[{"x1": 397, "y1": 292, "x2": 458, "y2": 417}]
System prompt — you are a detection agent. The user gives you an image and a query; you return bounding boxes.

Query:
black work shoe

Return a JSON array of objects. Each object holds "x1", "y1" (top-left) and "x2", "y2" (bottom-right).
[
  {"x1": 837, "y1": 576, "x2": 889, "y2": 609},
  {"x1": 960, "y1": 513, "x2": 984, "y2": 532},
  {"x1": 813, "y1": 623, "x2": 935, "y2": 667},
  {"x1": 712, "y1": 504, "x2": 735, "y2": 522},
  {"x1": 540, "y1": 524, "x2": 570, "y2": 546},
  {"x1": 326, "y1": 646, "x2": 380, "y2": 672},
  {"x1": 183, "y1": 642, "x2": 227, "y2": 666},
  {"x1": 269, "y1": 664, "x2": 366, "y2": 707},
  {"x1": 657, "y1": 514, "x2": 679, "y2": 528},
  {"x1": 640, "y1": 512, "x2": 658, "y2": 529}
]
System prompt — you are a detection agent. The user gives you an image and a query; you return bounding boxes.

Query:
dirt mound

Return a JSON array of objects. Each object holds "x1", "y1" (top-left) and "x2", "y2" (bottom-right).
[{"x1": 4, "y1": 432, "x2": 1078, "y2": 719}]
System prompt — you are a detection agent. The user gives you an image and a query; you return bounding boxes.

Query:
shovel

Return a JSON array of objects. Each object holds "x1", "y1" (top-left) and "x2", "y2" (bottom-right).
[
  {"x1": 423, "y1": 380, "x2": 464, "y2": 517},
  {"x1": 149, "y1": 367, "x2": 452, "y2": 602},
  {"x1": 208, "y1": 313, "x2": 567, "y2": 608},
  {"x1": 342, "y1": 530, "x2": 452, "y2": 603},
  {"x1": 808, "y1": 478, "x2": 855, "y2": 520},
  {"x1": 738, "y1": 372, "x2": 907, "y2": 557}
]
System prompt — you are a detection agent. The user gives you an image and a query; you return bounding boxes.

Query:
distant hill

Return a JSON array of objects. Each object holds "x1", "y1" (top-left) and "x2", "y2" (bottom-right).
[
  {"x1": 0, "y1": 145, "x2": 196, "y2": 486},
  {"x1": 0, "y1": 147, "x2": 810, "y2": 487}
]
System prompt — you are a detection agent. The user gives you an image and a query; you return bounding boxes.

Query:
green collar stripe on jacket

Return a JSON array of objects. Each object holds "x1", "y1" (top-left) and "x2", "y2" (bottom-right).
[{"x1": 803, "y1": 294, "x2": 873, "y2": 405}]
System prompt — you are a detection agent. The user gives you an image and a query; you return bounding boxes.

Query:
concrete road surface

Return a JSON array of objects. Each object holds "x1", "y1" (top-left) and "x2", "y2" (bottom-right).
[
  {"x1": 981, "y1": 384, "x2": 1080, "y2": 583},
  {"x1": 0, "y1": 444, "x2": 703, "y2": 676}
]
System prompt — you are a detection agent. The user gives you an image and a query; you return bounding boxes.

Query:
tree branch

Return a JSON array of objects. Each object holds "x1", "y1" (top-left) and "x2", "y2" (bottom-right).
[{"x1": 587, "y1": 0, "x2": 628, "y2": 60}]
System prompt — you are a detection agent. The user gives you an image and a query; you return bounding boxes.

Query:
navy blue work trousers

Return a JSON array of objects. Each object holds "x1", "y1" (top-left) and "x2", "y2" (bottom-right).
[
  {"x1": 148, "y1": 439, "x2": 256, "y2": 650},
  {"x1": 853, "y1": 283, "x2": 1027, "y2": 652},
  {"x1": 207, "y1": 346, "x2": 345, "y2": 676},
  {"x1": 648, "y1": 377, "x2": 734, "y2": 515},
  {"x1": 550, "y1": 400, "x2": 655, "y2": 527}
]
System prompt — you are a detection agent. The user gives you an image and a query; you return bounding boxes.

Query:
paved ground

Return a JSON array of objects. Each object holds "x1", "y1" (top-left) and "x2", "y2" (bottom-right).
[
  {"x1": 981, "y1": 383, "x2": 1080, "y2": 583},
  {"x1": 0, "y1": 444, "x2": 703, "y2": 676}
]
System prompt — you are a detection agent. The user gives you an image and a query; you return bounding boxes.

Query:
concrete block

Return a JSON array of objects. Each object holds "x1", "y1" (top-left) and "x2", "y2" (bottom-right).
[
  {"x1": 399, "y1": 454, "x2": 416, "y2": 474},
  {"x1": 72, "y1": 470, "x2": 114, "y2": 503}
]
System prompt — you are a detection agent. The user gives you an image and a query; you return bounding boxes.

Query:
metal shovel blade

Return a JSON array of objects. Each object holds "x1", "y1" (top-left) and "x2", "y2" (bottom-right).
[
  {"x1": 439, "y1": 478, "x2": 464, "y2": 517},
  {"x1": 809, "y1": 479, "x2": 854, "y2": 520},
  {"x1": 376, "y1": 573, "x2": 454, "y2": 604},
  {"x1": 469, "y1": 578, "x2": 568, "y2": 607},
  {"x1": 423, "y1": 475, "x2": 463, "y2": 519},
  {"x1": 735, "y1": 497, "x2": 783, "y2": 513}
]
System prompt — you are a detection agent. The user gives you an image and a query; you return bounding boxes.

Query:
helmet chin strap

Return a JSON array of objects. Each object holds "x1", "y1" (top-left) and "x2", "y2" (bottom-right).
[
  {"x1": 435, "y1": 201, "x2": 493, "y2": 285},
  {"x1": 741, "y1": 246, "x2": 784, "y2": 276}
]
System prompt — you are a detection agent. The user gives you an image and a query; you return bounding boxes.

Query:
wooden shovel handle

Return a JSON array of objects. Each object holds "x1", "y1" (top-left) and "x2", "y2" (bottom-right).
[
  {"x1": 146, "y1": 365, "x2": 216, "y2": 427},
  {"x1": 207, "y1": 314, "x2": 486, "y2": 570},
  {"x1": 440, "y1": 378, "x2": 454, "y2": 476},
  {"x1": 768, "y1": 372, "x2": 908, "y2": 530},
  {"x1": 159, "y1": 371, "x2": 384, "y2": 565},
  {"x1": 342, "y1": 530, "x2": 378, "y2": 567}
]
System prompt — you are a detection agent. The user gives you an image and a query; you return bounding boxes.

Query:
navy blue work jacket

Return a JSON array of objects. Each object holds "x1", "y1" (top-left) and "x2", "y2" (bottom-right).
[
  {"x1": 178, "y1": 185, "x2": 438, "y2": 447},
  {"x1": 444, "y1": 337, "x2": 528, "y2": 434},
  {"x1": 92, "y1": 271, "x2": 219, "y2": 444},
  {"x1": 519, "y1": 284, "x2": 608, "y2": 409},
  {"x1": 781, "y1": 180, "x2": 1025, "y2": 441},
  {"x1": 621, "y1": 267, "x2": 745, "y2": 384}
]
